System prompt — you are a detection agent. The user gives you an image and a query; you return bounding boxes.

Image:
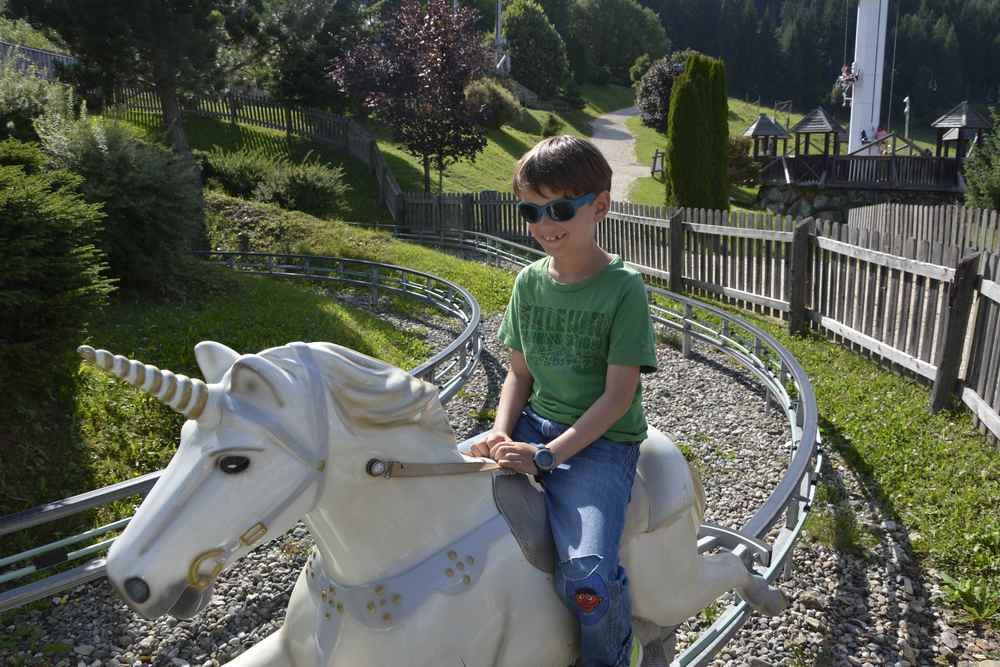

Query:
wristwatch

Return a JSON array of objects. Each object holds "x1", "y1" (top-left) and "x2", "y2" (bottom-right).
[{"x1": 533, "y1": 446, "x2": 557, "y2": 473}]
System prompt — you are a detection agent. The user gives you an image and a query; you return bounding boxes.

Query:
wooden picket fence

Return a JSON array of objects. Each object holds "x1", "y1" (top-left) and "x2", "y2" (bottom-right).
[
  {"x1": 848, "y1": 203, "x2": 1000, "y2": 253},
  {"x1": 19, "y1": 71, "x2": 996, "y2": 444},
  {"x1": 0, "y1": 40, "x2": 75, "y2": 80}
]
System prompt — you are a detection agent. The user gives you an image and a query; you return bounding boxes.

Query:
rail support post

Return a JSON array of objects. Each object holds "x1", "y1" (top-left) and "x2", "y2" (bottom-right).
[
  {"x1": 930, "y1": 251, "x2": 981, "y2": 412},
  {"x1": 788, "y1": 217, "x2": 814, "y2": 335},
  {"x1": 668, "y1": 210, "x2": 685, "y2": 294}
]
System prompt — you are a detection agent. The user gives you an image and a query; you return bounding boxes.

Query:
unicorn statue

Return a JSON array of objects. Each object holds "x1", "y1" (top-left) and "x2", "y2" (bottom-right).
[{"x1": 79, "y1": 340, "x2": 786, "y2": 666}]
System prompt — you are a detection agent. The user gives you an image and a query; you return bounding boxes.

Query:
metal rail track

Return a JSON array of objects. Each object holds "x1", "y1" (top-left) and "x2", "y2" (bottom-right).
[{"x1": 0, "y1": 255, "x2": 482, "y2": 612}]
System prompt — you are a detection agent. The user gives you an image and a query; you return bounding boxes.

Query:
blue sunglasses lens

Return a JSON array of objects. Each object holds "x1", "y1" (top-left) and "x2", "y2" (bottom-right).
[{"x1": 516, "y1": 197, "x2": 585, "y2": 224}]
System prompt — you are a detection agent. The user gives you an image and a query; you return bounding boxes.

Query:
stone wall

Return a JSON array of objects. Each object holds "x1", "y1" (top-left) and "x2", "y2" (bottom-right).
[{"x1": 759, "y1": 184, "x2": 962, "y2": 222}]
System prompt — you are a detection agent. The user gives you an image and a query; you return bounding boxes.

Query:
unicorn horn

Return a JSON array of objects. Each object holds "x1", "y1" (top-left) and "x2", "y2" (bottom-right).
[{"x1": 78, "y1": 345, "x2": 209, "y2": 420}]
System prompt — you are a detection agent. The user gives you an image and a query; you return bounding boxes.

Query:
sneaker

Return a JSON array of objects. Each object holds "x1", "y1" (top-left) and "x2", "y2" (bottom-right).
[{"x1": 628, "y1": 637, "x2": 643, "y2": 667}]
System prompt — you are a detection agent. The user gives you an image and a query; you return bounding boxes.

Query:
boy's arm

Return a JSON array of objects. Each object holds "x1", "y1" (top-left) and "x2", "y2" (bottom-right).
[
  {"x1": 492, "y1": 349, "x2": 534, "y2": 438},
  {"x1": 543, "y1": 364, "x2": 640, "y2": 466},
  {"x1": 469, "y1": 350, "x2": 532, "y2": 457}
]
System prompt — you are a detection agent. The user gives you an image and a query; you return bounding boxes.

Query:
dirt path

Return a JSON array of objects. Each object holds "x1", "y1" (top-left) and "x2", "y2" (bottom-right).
[{"x1": 588, "y1": 105, "x2": 648, "y2": 202}]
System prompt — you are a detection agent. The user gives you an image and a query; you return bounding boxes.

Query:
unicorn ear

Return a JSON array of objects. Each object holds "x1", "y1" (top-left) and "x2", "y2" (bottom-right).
[
  {"x1": 195, "y1": 341, "x2": 240, "y2": 384},
  {"x1": 227, "y1": 355, "x2": 292, "y2": 409}
]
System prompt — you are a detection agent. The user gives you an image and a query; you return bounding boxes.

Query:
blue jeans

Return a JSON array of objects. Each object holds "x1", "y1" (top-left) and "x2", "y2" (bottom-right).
[{"x1": 512, "y1": 406, "x2": 641, "y2": 667}]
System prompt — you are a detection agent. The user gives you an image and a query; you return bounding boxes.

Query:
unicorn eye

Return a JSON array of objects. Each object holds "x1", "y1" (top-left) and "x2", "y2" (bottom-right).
[{"x1": 218, "y1": 455, "x2": 251, "y2": 474}]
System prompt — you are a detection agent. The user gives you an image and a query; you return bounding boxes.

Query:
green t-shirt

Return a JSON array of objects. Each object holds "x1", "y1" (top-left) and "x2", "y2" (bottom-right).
[{"x1": 498, "y1": 255, "x2": 658, "y2": 443}]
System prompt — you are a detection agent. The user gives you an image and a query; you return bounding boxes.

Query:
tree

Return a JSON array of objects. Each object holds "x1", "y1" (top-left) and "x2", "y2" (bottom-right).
[
  {"x1": 665, "y1": 52, "x2": 728, "y2": 209},
  {"x1": 332, "y1": 0, "x2": 488, "y2": 193},
  {"x1": 634, "y1": 49, "x2": 698, "y2": 131},
  {"x1": 566, "y1": 0, "x2": 668, "y2": 84},
  {"x1": 964, "y1": 108, "x2": 1000, "y2": 210},
  {"x1": 9, "y1": 0, "x2": 266, "y2": 159},
  {"x1": 503, "y1": 0, "x2": 569, "y2": 95}
]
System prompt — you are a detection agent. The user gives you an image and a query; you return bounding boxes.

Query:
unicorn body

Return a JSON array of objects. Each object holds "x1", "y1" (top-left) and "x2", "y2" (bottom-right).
[{"x1": 80, "y1": 341, "x2": 786, "y2": 667}]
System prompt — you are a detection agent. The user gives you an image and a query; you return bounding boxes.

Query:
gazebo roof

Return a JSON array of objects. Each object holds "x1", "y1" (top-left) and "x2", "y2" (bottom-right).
[
  {"x1": 941, "y1": 127, "x2": 979, "y2": 142},
  {"x1": 790, "y1": 107, "x2": 847, "y2": 135},
  {"x1": 743, "y1": 114, "x2": 789, "y2": 138},
  {"x1": 931, "y1": 101, "x2": 991, "y2": 130}
]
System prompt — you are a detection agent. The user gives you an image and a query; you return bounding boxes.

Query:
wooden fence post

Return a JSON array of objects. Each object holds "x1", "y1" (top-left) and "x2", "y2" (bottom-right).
[
  {"x1": 668, "y1": 210, "x2": 685, "y2": 293},
  {"x1": 788, "y1": 217, "x2": 814, "y2": 335},
  {"x1": 930, "y1": 251, "x2": 982, "y2": 412}
]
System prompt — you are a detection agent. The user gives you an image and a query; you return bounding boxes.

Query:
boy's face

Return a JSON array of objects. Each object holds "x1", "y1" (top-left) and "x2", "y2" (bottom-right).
[{"x1": 520, "y1": 186, "x2": 610, "y2": 258}]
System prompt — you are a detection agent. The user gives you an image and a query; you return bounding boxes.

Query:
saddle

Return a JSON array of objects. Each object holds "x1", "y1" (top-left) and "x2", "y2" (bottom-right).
[{"x1": 486, "y1": 428, "x2": 697, "y2": 573}]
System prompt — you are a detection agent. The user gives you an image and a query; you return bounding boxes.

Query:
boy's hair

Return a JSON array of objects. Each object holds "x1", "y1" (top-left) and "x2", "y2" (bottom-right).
[{"x1": 512, "y1": 135, "x2": 612, "y2": 198}]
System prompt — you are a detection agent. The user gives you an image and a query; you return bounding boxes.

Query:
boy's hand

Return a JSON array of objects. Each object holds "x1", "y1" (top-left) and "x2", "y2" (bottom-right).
[
  {"x1": 491, "y1": 441, "x2": 539, "y2": 475},
  {"x1": 469, "y1": 430, "x2": 509, "y2": 458}
]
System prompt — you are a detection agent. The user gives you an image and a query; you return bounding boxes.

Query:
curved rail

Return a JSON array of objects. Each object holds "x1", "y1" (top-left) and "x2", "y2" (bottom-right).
[
  {"x1": 350, "y1": 226, "x2": 822, "y2": 666},
  {"x1": 0, "y1": 254, "x2": 482, "y2": 612}
]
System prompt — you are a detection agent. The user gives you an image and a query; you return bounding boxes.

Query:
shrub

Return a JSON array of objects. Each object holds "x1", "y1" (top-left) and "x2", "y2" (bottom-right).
[
  {"x1": 542, "y1": 113, "x2": 564, "y2": 137},
  {"x1": 559, "y1": 79, "x2": 585, "y2": 109},
  {"x1": 965, "y1": 107, "x2": 1000, "y2": 210},
  {"x1": 256, "y1": 154, "x2": 349, "y2": 219},
  {"x1": 0, "y1": 136, "x2": 45, "y2": 171},
  {"x1": 503, "y1": 0, "x2": 569, "y2": 96},
  {"x1": 0, "y1": 143, "x2": 113, "y2": 384},
  {"x1": 665, "y1": 53, "x2": 729, "y2": 209},
  {"x1": 465, "y1": 77, "x2": 523, "y2": 129},
  {"x1": 635, "y1": 50, "x2": 698, "y2": 131},
  {"x1": 0, "y1": 54, "x2": 69, "y2": 141},
  {"x1": 35, "y1": 105, "x2": 203, "y2": 296},
  {"x1": 201, "y1": 147, "x2": 273, "y2": 198},
  {"x1": 630, "y1": 54, "x2": 651, "y2": 86},
  {"x1": 202, "y1": 147, "x2": 349, "y2": 218}
]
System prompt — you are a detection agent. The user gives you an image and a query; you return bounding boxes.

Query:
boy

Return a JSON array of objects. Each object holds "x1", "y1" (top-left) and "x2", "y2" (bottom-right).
[{"x1": 470, "y1": 135, "x2": 657, "y2": 667}]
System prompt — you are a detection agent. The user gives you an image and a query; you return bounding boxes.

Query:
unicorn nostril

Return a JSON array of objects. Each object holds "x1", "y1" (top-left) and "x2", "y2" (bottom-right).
[{"x1": 124, "y1": 577, "x2": 150, "y2": 603}]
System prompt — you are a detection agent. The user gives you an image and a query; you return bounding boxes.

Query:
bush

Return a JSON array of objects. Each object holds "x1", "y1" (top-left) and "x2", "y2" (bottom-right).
[
  {"x1": 728, "y1": 136, "x2": 759, "y2": 187},
  {"x1": 201, "y1": 147, "x2": 349, "y2": 218},
  {"x1": 542, "y1": 113, "x2": 564, "y2": 137},
  {"x1": 201, "y1": 147, "x2": 273, "y2": 198},
  {"x1": 665, "y1": 53, "x2": 728, "y2": 209},
  {"x1": 559, "y1": 79, "x2": 586, "y2": 109},
  {"x1": 965, "y1": 107, "x2": 1000, "y2": 210},
  {"x1": 0, "y1": 143, "x2": 113, "y2": 383},
  {"x1": 635, "y1": 50, "x2": 698, "y2": 131},
  {"x1": 566, "y1": 0, "x2": 668, "y2": 85},
  {"x1": 35, "y1": 104, "x2": 203, "y2": 296},
  {"x1": 256, "y1": 154, "x2": 349, "y2": 218},
  {"x1": 465, "y1": 77, "x2": 523, "y2": 129},
  {"x1": 0, "y1": 136, "x2": 45, "y2": 171},
  {"x1": 630, "y1": 54, "x2": 651, "y2": 86},
  {"x1": 0, "y1": 54, "x2": 69, "y2": 141}
]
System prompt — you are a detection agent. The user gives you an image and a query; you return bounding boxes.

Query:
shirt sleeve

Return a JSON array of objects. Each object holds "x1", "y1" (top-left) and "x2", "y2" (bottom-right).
[
  {"x1": 498, "y1": 272, "x2": 523, "y2": 352},
  {"x1": 607, "y1": 275, "x2": 658, "y2": 373}
]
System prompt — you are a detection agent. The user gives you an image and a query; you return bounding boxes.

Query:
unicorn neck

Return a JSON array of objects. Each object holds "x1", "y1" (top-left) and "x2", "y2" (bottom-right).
[{"x1": 304, "y1": 426, "x2": 498, "y2": 586}]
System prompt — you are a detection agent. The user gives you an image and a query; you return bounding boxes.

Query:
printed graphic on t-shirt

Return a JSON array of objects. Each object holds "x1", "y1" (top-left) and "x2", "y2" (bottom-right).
[{"x1": 517, "y1": 301, "x2": 611, "y2": 372}]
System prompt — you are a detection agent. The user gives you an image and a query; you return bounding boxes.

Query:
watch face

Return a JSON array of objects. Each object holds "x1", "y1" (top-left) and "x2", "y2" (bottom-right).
[{"x1": 535, "y1": 448, "x2": 555, "y2": 470}]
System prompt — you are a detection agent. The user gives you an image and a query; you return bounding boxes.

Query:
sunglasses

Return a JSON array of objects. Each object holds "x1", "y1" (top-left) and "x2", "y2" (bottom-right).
[{"x1": 516, "y1": 192, "x2": 597, "y2": 224}]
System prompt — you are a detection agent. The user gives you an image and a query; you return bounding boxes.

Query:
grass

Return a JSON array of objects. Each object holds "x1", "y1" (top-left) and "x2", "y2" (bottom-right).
[
  {"x1": 373, "y1": 83, "x2": 634, "y2": 193},
  {"x1": 203, "y1": 191, "x2": 514, "y2": 313},
  {"x1": 119, "y1": 111, "x2": 391, "y2": 224},
  {"x1": 693, "y1": 296, "x2": 1000, "y2": 628}
]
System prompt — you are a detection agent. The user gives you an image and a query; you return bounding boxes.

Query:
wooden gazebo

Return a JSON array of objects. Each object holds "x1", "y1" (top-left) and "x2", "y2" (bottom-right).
[
  {"x1": 790, "y1": 107, "x2": 848, "y2": 156},
  {"x1": 932, "y1": 101, "x2": 991, "y2": 158},
  {"x1": 743, "y1": 114, "x2": 789, "y2": 158}
]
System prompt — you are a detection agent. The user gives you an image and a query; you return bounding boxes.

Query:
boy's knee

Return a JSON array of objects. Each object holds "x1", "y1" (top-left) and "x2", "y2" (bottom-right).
[{"x1": 557, "y1": 555, "x2": 611, "y2": 626}]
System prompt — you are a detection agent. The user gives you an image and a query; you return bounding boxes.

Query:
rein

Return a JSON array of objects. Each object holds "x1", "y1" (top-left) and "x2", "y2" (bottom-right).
[{"x1": 366, "y1": 458, "x2": 502, "y2": 479}]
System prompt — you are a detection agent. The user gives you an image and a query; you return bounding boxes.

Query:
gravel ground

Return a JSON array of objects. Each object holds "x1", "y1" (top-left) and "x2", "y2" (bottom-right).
[{"x1": 2, "y1": 289, "x2": 998, "y2": 667}]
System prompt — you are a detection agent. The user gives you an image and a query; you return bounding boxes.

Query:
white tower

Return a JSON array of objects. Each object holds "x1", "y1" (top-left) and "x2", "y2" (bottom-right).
[{"x1": 848, "y1": 0, "x2": 890, "y2": 153}]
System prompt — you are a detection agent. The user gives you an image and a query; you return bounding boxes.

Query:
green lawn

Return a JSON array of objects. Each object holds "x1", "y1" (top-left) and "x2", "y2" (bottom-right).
[
  {"x1": 119, "y1": 111, "x2": 392, "y2": 223},
  {"x1": 375, "y1": 84, "x2": 635, "y2": 194}
]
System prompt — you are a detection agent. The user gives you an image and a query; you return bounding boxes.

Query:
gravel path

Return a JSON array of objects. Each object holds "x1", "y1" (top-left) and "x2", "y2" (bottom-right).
[
  {"x1": 589, "y1": 106, "x2": 649, "y2": 202},
  {"x1": 3, "y1": 283, "x2": 998, "y2": 666}
]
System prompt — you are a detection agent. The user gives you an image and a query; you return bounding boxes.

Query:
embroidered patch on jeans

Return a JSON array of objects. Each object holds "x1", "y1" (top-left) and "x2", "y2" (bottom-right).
[{"x1": 566, "y1": 572, "x2": 609, "y2": 625}]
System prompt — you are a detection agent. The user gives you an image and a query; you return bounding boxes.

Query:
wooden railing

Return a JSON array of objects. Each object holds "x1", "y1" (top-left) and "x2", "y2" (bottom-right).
[
  {"x1": 760, "y1": 154, "x2": 963, "y2": 192},
  {"x1": 0, "y1": 39, "x2": 74, "y2": 80},
  {"x1": 848, "y1": 203, "x2": 1000, "y2": 253}
]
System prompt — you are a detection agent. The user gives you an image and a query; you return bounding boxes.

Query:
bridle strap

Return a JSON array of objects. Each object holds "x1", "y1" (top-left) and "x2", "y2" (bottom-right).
[{"x1": 366, "y1": 458, "x2": 501, "y2": 479}]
